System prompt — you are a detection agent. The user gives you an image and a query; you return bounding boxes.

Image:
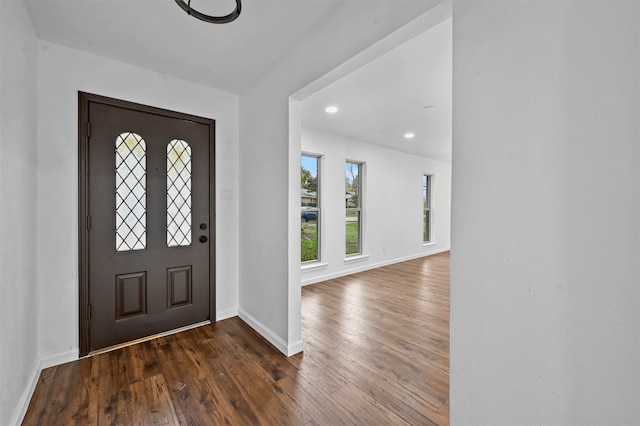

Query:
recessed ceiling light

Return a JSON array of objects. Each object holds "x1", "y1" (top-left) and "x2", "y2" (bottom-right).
[
  {"x1": 423, "y1": 105, "x2": 436, "y2": 110},
  {"x1": 404, "y1": 133, "x2": 415, "y2": 139},
  {"x1": 325, "y1": 106, "x2": 339, "y2": 114}
]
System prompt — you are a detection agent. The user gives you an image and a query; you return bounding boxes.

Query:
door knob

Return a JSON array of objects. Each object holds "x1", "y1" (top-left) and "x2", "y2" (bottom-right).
[{"x1": 199, "y1": 235, "x2": 208, "y2": 243}]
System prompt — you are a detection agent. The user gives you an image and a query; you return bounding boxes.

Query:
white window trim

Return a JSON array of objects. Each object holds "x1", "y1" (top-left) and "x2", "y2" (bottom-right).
[
  {"x1": 345, "y1": 160, "x2": 364, "y2": 258},
  {"x1": 301, "y1": 262, "x2": 329, "y2": 272},
  {"x1": 301, "y1": 152, "x2": 322, "y2": 264},
  {"x1": 423, "y1": 173, "x2": 434, "y2": 245},
  {"x1": 344, "y1": 254, "x2": 370, "y2": 264}
]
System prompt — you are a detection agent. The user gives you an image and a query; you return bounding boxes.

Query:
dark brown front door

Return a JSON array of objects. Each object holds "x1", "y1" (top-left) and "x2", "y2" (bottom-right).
[{"x1": 80, "y1": 94, "x2": 214, "y2": 354}]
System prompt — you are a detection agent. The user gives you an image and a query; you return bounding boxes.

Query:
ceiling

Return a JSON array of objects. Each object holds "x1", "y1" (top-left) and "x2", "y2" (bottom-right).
[
  {"x1": 301, "y1": 18, "x2": 452, "y2": 163},
  {"x1": 24, "y1": 0, "x2": 451, "y2": 162},
  {"x1": 25, "y1": 0, "x2": 343, "y2": 93}
]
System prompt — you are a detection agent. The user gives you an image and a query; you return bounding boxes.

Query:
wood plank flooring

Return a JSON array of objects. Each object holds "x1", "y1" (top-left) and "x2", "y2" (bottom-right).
[{"x1": 23, "y1": 252, "x2": 450, "y2": 425}]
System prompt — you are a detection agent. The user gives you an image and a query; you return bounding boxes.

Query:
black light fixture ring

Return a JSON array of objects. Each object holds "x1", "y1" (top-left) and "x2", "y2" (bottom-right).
[{"x1": 175, "y1": 0, "x2": 241, "y2": 24}]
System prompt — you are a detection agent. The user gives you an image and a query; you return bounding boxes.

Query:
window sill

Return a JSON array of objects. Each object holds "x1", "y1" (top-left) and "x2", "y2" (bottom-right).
[
  {"x1": 344, "y1": 254, "x2": 369, "y2": 264},
  {"x1": 301, "y1": 262, "x2": 328, "y2": 273},
  {"x1": 422, "y1": 242, "x2": 436, "y2": 248}
]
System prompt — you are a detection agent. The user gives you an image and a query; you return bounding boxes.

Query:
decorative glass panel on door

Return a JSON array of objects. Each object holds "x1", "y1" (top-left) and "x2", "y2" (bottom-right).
[
  {"x1": 167, "y1": 139, "x2": 192, "y2": 247},
  {"x1": 115, "y1": 132, "x2": 147, "y2": 251}
]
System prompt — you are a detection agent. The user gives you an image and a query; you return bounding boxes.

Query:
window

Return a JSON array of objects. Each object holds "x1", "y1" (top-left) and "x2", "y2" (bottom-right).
[
  {"x1": 345, "y1": 161, "x2": 363, "y2": 256},
  {"x1": 423, "y1": 174, "x2": 432, "y2": 243},
  {"x1": 301, "y1": 154, "x2": 320, "y2": 262},
  {"x1": 115, "y1": 132, "x2": 147, "y2": 251},
  {"x1": 167, "y1": 139, "x2": 192, "y2": 247}
]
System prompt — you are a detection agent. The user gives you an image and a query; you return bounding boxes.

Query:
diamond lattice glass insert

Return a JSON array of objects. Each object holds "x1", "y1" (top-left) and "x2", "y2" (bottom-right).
[
  {"x1": 115, "y1": 132, "x2": 147, "y2": 251},
  {"x1": 167, "y1": 140, "x2": 192, "y2": 247}
]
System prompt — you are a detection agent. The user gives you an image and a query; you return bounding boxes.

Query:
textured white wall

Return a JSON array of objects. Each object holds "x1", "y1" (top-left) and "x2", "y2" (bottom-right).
[
  {"x1": 451, "y1": 1, "x2": 640, "y2": 424},
  {"x1": 0, "y1": 1, "x2": 39, "y2": 424},
  {"x1": 35, "y1": 42, "x2": 240, "y2": 363},
  {"x1": 300, "y1": 128, "x2": 451, "y2": 285}
]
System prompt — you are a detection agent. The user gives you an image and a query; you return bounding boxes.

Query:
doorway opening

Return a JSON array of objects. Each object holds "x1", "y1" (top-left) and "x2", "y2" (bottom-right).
[
  {"x1": 287, "y1": 4, "x2": 453, "y2": 420},
  {"x1": 289, "y1": 4, "x2": 452, "y2": 288}
]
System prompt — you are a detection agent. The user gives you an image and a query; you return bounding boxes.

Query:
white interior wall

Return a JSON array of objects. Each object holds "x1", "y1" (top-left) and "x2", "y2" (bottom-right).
[
  {"x1": 35, "y1": 41, "x2": 240, "y2": 365},
  {"x1": 301, "y1": 128, "x2": 451, "y2": 285},
  {"x1": 0, "y1": 2, "x2": 39, "y2": 424},
  {"x1": 451, "y1": 1, "x2": 640, "y2": 423}
]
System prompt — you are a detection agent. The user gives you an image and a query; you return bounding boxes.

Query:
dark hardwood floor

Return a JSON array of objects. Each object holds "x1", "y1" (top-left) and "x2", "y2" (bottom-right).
[{"x1": 23, "y1": 252, "x2": 450, "y2": 425}]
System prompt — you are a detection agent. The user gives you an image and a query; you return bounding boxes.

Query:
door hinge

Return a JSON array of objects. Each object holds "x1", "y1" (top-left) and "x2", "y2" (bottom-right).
[
  {"x1": 87, "y1": 215, "x2": 91, "y2": 231},
  {"x1": 88, "y1": 304, "x2": 92, "y2": 320},
  {"x1": 87, "y1": 122, "x2": 91, "y2": 138}
]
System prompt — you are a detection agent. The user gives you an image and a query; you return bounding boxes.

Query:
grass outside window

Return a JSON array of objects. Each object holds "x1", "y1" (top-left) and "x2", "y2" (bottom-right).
[{"x1": 301, "y1": 221, "x2": 318, "y2": 262}]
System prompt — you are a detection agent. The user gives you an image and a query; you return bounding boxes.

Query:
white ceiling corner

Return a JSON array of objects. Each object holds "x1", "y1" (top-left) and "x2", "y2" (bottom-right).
[{"x1": 24, "y1": 0, "x2": 451, "y2": 161}]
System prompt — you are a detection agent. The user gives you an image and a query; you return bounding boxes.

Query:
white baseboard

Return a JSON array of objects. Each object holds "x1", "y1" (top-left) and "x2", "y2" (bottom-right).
[
  {"x1": 216, "y1": 306, "x2": 238, "y2": 321},
  {"x1": 10, "y1": 360, "x2": 39, "y2": 426},
  {"x1": 10, "y1": 348, "x2": 78, "y2": 426},
  {"x1": 287, "y1": 339, "x2": 304, "y2": 356},
  {"x1": 39, "y1": 349, "x2": 78, "y2": 369},
  {"x1": 237, "y1": 308, "x2": 303, "y2": 356},
  {"x1": 301, "y1": 247, "x2": 450, "y2": 286}
]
